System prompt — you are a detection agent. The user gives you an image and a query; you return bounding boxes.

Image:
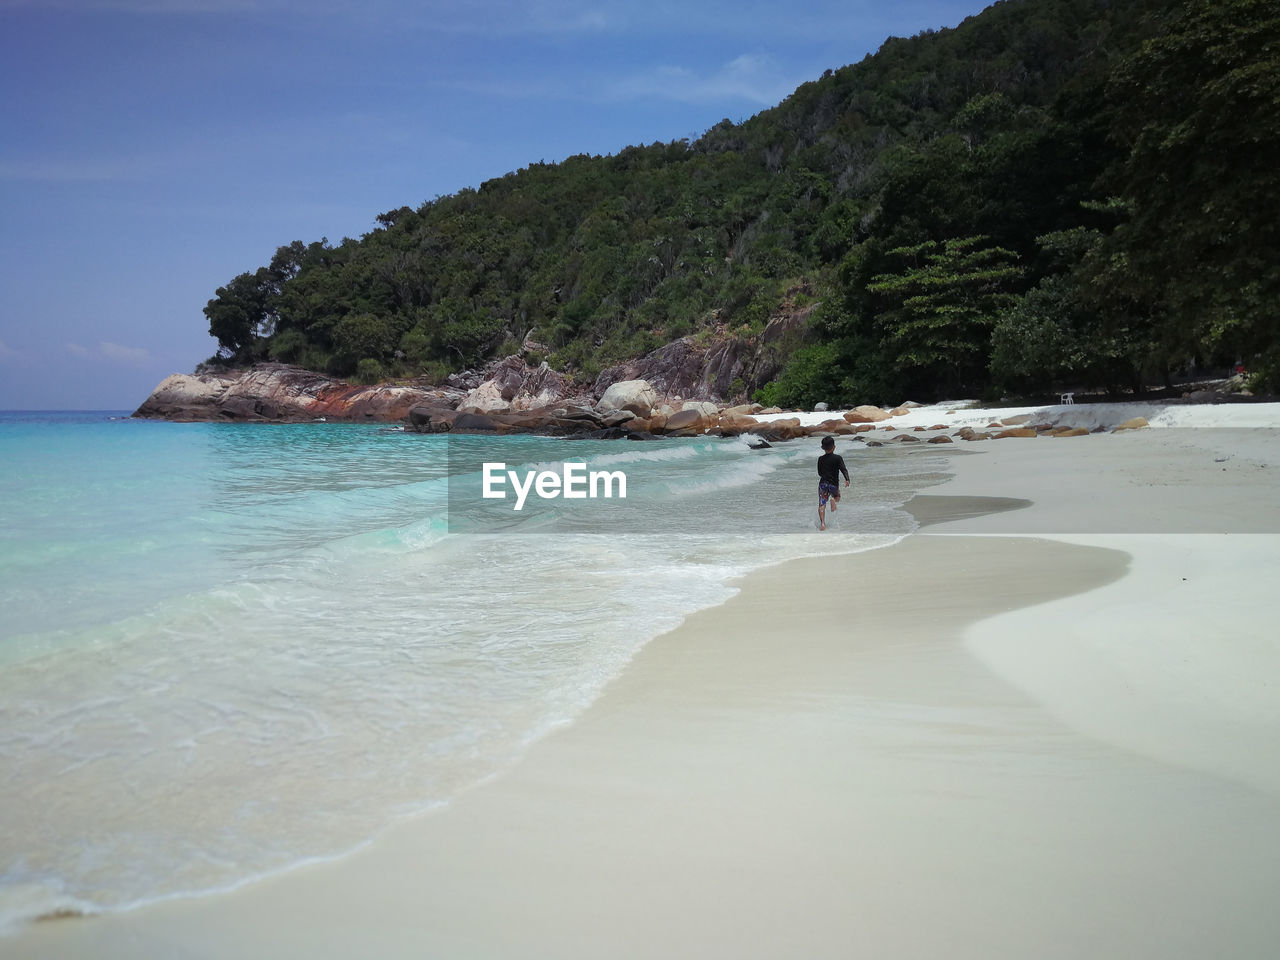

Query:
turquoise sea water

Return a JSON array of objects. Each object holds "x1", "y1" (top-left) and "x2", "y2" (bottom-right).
[{"x1": 0, "y1": 411, "x2": 946, "y2": 929}]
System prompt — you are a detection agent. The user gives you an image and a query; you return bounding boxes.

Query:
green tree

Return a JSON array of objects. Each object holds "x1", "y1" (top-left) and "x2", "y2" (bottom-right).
[
  {"x1": 330, "y1": 313, "x2": 398, "y2": 374},
  {"x1": 864, "y1": 236, "x2": 1022, "y2": 398},
  {"x1": 753, "y1": 343, "x2": 839, "y2": 410},
  {"x1": 1102, "y1": 0, "x2": 1280, "y2": 385},
  {"x1": 195, "y1": 0, "x2": 1179, "y2": 393},
  {"x1": 204, "y1": 268, "x2": 275, "y2": 361}
]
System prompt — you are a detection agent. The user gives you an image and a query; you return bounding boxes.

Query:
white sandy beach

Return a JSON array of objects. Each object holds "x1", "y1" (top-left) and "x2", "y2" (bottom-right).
[{"x1": 9, "y1": 402, "x2": 1280, "y2": 959}]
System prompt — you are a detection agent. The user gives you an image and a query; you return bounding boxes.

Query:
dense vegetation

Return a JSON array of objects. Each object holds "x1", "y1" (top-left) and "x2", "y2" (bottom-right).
[{"x1": 204, "y1": 0, "x2": 1279, "y2": 404}]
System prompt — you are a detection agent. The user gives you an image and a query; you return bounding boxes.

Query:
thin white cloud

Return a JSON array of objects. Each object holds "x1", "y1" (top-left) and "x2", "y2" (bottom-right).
[
  {"x1": 442, "y1": 52, "x2": 801, "y2": 108},
  {"x1": 0, "y1": 338, "x2": 19, "y2": 360},
  {"x1": 609, "y1": 53, "x2": 800, "y2": 106},
  {"x1": 100, "y1": 341, "x2": 153, "y2": 365},
  {"x1": 66, "y1": 342, "x2": 90, "y2": 357}
]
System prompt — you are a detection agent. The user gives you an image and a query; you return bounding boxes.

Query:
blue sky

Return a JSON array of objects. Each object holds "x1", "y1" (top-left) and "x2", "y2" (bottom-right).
[{"x1": 0, "y1": 0, "x2": 990, "y2": 410}]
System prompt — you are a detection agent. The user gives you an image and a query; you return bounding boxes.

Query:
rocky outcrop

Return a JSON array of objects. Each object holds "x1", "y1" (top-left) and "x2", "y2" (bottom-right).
[
  {"x1": 134, "y1": 355, "x2": 583, "y2": 424},
  {"x1": 137, "y1": 289, "x2": 825, "y2": 425},
  {"x1": 590, "y1": 305, "x2": 816, "y2": 403},
  {"x1": 458, "y1": 356, "x2": 572, "y2": 413},
  {"x1": 137, "y1": 298, "x2": 822, "y2": 426},
  {"x1": 592, "y1": 339, "x2": 741, "y2": 402},
  {"x1": 133, "y1": 364, "x2": 461, "y2": 422}
]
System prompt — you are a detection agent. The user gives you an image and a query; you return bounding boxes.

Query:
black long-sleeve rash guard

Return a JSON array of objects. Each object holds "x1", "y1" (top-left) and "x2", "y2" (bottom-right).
[{"x1": 817, "y1": 451, "x2": 849, "y2": 486}]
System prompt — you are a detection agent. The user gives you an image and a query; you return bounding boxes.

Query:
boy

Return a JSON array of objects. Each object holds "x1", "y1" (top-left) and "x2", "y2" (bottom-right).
[{"x1": 817, "y1": 435, "x2": 850, "y2": 531}]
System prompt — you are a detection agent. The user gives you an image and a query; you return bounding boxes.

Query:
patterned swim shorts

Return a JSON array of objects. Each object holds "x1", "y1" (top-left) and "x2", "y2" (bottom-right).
[{"x1": 818, "y1": 480, "x2": 839, "y2": 507}]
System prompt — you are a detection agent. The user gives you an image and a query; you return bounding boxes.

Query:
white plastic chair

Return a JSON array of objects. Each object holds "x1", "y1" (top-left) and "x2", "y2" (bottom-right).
[{"x1": 1060, "y1": 392, "x2": 1075, "y2": 405}]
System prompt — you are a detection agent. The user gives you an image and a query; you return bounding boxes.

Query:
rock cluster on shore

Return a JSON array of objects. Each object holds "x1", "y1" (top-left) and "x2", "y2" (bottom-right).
[
  {"x1": 132, "y1": 302, "x2": 819, "y2": 426},
  {"x1": 132, "y1": 364, "x2": 462, "y2": 422},
  {"x1": 133, "y1": 357, "x2": 1157, "y2": 445}
]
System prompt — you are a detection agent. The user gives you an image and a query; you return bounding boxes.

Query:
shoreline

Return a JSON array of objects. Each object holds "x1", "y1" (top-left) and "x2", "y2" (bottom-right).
[{"x1": 9, "y1": 420, "x2": 1280, "y2": 957}]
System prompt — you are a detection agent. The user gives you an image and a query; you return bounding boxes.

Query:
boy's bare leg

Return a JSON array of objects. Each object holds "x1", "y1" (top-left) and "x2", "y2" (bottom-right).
[
  {"x1": 830, "y1": 495, "x2": 838, "y2": 513},
  {"x1": 818, "y1": 502, "x2": 826, "y2": 531}
]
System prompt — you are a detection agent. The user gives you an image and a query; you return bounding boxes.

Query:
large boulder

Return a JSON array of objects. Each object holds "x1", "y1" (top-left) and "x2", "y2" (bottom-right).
[
  {"x1": 844, "y1": 405, "x2": 891, "y2": 423},
  {"x1": 715, "y1": 414, "x2": 759, "y2": 437},
  {"x1": 459, "y1": 379, "x2": 511, "y2": 414},
  {"x1": 660, "y1": 408, "x2": 714, "y2": 436},
  {"x1": 814, "y1": 418, "x2": 855, "y2": 436},
  {"x1": 680, "y1": 400, "x2": 720, "y2": 418},
  {"x1": 596, "y1": 379, "x2": 659, "y2": 418},
  {"x1": 133, "y1": 371, "x2": 238, "y2": 420},
  {"x1": 748, "y1": 417, "x2": 805, "y2": 442}
]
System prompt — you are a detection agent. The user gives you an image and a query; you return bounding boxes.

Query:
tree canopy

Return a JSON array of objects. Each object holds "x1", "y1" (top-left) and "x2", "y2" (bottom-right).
[{"x1": 203, "y1": 0, "x2": 1278, "y2": 401}]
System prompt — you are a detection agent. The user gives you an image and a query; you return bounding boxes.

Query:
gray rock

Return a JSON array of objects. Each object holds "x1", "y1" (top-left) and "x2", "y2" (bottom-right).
[
  {"x1": 590, "y1": 304, "x2": 817, "y2": 403},
  {"x1": 680, "y1": 400, "x2": 720, "y2": 417},
  {"x1": 135, "y1": 363, "x2": 447, "y2": 423},
  {"x1": 596, "y1": 380, "x2": 659, "y2": 418}
]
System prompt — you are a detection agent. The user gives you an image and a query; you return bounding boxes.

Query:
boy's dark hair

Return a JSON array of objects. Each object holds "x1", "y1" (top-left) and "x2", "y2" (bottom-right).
[{"x1": 821, "y1": 436, "x2": 835, "y2": 450}]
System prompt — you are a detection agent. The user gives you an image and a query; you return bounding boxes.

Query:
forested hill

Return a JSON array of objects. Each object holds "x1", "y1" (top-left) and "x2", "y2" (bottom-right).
[{"x1": 202, "y1": 0, "x2": 1279, "y2": 405}]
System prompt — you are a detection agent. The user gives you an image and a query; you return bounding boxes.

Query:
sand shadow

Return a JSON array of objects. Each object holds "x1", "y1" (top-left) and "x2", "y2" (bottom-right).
[{"x1": 903, "y1": 494, "x2": 1033, "y2": 527}]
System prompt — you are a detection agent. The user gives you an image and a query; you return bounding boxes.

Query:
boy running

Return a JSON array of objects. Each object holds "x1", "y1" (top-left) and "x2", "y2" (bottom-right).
[{"x1": 817, "y1": 435, "x2": 850, "y2": 531}]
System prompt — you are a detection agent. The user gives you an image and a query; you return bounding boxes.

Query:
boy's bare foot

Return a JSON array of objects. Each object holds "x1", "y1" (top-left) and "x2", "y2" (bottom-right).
[{"x1": 819, "y1": 521, "x2": 826, "y2": 531}]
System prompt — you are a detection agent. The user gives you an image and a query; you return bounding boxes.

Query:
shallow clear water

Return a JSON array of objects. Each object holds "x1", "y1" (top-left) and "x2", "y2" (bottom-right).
[{"x1": 0, "y1": 411, "x2": 948, "y2": 928}]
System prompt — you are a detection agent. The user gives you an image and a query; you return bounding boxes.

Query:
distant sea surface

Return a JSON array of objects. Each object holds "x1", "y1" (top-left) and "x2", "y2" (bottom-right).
[{"x1": 0, "y1": 410, "x2": 945, "y2": 930}]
